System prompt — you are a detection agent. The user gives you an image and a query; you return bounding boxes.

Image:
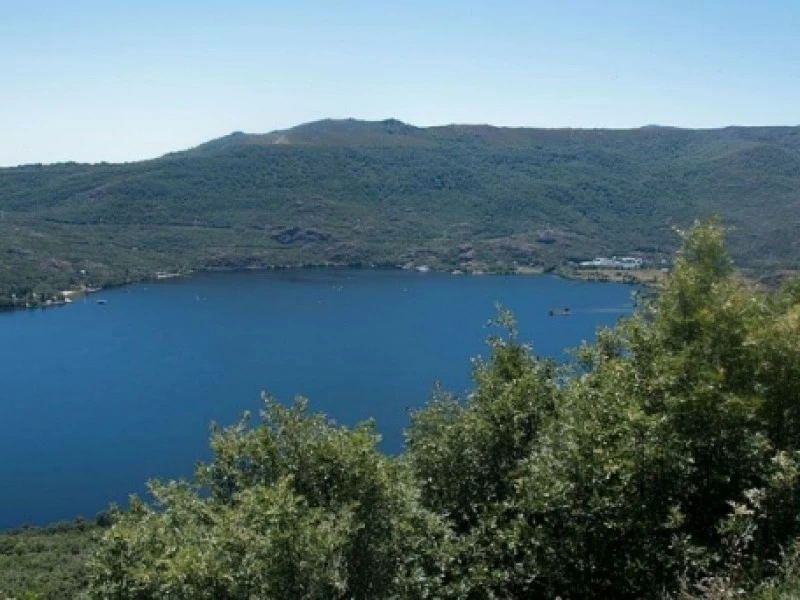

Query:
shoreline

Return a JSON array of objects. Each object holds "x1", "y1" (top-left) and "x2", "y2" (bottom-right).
[
  {"x1": 558, "y1": 267, "x2": 668, "y2": 286},
  {"x1": 1, "y1": 261, "x2": 658, "y2": 314}
]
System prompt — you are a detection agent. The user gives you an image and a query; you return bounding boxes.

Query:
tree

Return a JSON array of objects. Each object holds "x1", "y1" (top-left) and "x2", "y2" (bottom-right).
[{"x1": 87, "y1": 397, "x2": 450, "y2": 599}]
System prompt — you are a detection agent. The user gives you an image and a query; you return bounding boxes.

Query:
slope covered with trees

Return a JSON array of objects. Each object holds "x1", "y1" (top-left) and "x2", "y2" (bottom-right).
[
  {"x1": 42, "y1": 221, "x2": 796, "y2": 599},
  {"x1": 2, "y1": 120, "x2": 800, "y2": 306}
]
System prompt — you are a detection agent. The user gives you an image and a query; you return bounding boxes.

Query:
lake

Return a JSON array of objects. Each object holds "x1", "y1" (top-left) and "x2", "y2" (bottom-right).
[{"x1": 0, "y1": 269, "x2": 633, "y2": 528}]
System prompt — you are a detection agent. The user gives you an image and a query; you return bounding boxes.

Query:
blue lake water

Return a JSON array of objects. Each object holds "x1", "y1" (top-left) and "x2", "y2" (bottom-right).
[{"x1": 0, "y1": 269, "x2": 634, "y2": 528}]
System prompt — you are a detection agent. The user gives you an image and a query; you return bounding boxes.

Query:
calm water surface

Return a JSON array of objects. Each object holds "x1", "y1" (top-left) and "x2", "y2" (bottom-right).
[{"x1": 0, "y1": 269, "x2": 634, "y2": 527}]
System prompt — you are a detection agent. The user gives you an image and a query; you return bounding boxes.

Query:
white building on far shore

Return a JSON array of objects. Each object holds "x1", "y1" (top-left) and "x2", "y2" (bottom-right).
[{"x1": 579, "y1": 256, "x2": 644, "y2": 269}]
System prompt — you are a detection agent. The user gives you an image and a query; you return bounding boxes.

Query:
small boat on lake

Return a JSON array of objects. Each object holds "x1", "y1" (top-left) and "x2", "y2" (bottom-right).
[
  {"x1": 97, "y1": 299, "x2": 107, "y2": 305},
  {"x1": 548, "y1": 307, "x2": 571, "y2": 316}
]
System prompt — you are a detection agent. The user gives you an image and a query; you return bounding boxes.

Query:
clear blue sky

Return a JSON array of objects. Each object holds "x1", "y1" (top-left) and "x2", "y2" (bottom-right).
[{"x1": 2, "y1": 0, "x2": 799, "y2": 166}]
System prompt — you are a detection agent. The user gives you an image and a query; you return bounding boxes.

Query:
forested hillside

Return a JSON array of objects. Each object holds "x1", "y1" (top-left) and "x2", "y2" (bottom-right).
[{"x1": 2, "y1": 119, "x2": 800, "y2": 306}]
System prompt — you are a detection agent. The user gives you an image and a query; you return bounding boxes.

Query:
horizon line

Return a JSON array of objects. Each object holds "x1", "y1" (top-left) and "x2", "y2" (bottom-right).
[{"x1": 4, "y1": 118, "x2": 800, "y2": 169}]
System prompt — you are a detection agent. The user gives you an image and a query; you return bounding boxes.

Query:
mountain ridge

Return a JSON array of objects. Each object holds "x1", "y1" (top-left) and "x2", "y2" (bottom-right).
[{"x1": 7, "y1": 118, "x2": 800, "y2": 167}]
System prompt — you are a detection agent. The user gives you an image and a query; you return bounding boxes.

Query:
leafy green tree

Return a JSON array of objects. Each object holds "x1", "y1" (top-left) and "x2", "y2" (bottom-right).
[
  {"x1": 406, "y1": 307, "x2": 557, "y2": 529},
  {"x1": 406, "y1": 221, "x2": 800, "y2": 597},
  {"x1": 88, "y1": 397, "x2": 450, "y2": 599}
]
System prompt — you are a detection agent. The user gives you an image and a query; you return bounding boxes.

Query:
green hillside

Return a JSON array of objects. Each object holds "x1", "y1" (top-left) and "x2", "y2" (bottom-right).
[{"x1": 2, "y1": 119, "x2": 799, "y2": 305}]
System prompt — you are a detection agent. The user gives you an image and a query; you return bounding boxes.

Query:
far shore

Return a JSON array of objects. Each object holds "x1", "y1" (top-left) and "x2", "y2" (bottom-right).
[{"x1": 5, "y1": 262, "x2": 664, "y2": 315}]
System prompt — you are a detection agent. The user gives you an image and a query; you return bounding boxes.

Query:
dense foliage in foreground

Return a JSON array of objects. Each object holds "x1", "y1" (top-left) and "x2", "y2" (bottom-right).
[
  {"x1": 2, "y1": 119, "x2": 800, "y2": 306},
  {"x1": 72, "y1": 221, "x2": 799, "y2": 599}
]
